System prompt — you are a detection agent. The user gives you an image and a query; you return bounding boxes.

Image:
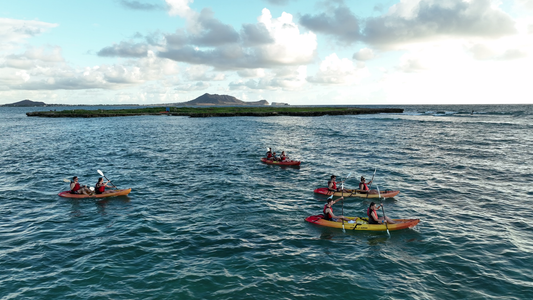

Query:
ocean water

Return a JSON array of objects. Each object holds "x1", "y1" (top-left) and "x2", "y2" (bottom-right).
[{"x1": 1, "y1": 105, "x2": 532, "y2": 299}]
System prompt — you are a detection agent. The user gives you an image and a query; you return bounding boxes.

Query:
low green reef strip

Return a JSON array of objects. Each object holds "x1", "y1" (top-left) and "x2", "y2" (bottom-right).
[{"x1": 26, "y1": 106, "x2": 403, "y2": 118}]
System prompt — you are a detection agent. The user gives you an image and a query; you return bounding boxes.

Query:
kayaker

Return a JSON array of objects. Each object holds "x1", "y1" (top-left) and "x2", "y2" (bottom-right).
[
  {"x1": 323, "y1": 196, "x2": 350, "y2": 222},
  {"x1": 280, "y1": 151, "x2": 287, "y2": 161},
  {"x1": 358, "y1": 176, "x2": 374, "y2": 193},
  {"x1": 70, "y1": 176, "x2": 91, "y2": 195},
  {"x1": 367, "y1": 202, "x2": 396, "y2": 224},
  {"x1": 95, "y1": 177, "x2": 113, "y2": 194},
  {"x1": 272, "y1": 152, "x2": 280, "y2": 161},
  {"x1": 328, "y1": 175, "x2": 349, "y2": 193},
  {"x1": 266, "y1": 148, "x2": 273, "y2": 160}
]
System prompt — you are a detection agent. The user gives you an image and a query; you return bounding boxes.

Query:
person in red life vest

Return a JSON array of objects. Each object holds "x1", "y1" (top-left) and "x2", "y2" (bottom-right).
[
  {"x1": 327, "y1": 175, "x2": 349, "y2": 193},
  {"x1": 323, "y1": 196, "x2": 350, "y2": 222},
  {"x1": 358, "y1": 176, "x2": 376, "y2": 193},
  {"x1": 367, "y1": 202, "x2": 396, "y2": 224},
  {"x1": 280, "y1": 151, "x2": 287, "y2": 161},
  {"x1": 95, "y1": 177, "x2": 113, "y2": 194},
  {"x1": 70, "y1": 176, "x2": 91, "y2": 195},
  {"x1": 266, "y1": 148, "x2": 273, "y2": 160}
]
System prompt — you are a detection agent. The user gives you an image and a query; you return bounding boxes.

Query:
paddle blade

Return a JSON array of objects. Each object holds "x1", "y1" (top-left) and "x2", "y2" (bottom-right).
[
  {"x1": 63, "y1": 178, "x2": 70, "y2": 183},
  {"x1": 327, "y1": 195, "x2": 334, "y2": 200},
  {"x1": 376, "y1": 185, "x2": 381, "y2": 199},
  {"x1": 97, "y1": 170, "x2": 104, "y2": 177}
]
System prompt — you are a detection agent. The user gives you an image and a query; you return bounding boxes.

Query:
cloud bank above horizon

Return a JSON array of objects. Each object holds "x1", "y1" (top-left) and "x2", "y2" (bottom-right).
[{"x1": 1, "y1": 0, "x2": 532, "y2": 105}]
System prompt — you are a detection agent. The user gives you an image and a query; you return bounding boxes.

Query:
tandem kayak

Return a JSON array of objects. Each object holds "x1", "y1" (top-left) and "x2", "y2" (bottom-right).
[
  {"x1": 305, "y1": 214, "x2": 419, "y2": 231},
  {"x1": 313, "y1": 187, "x2": 400, "y2": 198},
  {"x1": 260, "y1": 158, "x2": 301, "y2": 166},
  {"x1": 58, "y1": 188, "x2": 132, "y2": 199}
]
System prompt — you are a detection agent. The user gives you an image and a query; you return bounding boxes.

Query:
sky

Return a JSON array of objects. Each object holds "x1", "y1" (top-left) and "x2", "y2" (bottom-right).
[{"x1": 1, "y1": 0, "x2": 533, "y2": 105}]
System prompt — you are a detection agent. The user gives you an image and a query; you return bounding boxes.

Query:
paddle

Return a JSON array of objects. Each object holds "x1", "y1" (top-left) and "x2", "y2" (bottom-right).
[
  {"x1": 341, "y1": 187, "x2": 345, "y2": 233},
  {"x1": 377, "y1": 185, "x2": 390, "y2": 237},
  {"x1": 97, "y1": 170, "x2": 118, "y2": 190},
  {"x1": 365, "y1": 168, "x2": 377, "y2": 198},
  {"x1": 340, "y1": 172, "x2": 352, "y2": 233}
]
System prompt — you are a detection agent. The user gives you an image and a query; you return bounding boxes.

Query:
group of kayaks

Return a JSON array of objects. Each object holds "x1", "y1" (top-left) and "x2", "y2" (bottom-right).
[{"x1": 262, "y1": 155, "x2": 419, "y2": 233}]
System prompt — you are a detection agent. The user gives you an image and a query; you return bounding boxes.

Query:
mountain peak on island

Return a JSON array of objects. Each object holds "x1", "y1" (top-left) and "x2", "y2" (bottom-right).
[
  {"x1": 182, "y1": 93, "x2": 269, "y2": 106},
  {"x1": 2, "y1": 99, "x2": 47, "y2": 107}
]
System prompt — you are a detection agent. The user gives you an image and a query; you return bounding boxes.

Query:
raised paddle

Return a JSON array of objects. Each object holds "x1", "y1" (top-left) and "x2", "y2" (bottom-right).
[
  {"x1": 365, "y1": 168, "x2": 377, "y2": 199},
  {"x1": 377, "y1": 185, "x2": 390, "y2": 237},
  {"x1": 97, "y1": 170, "x2": 118, "y2": 190}
]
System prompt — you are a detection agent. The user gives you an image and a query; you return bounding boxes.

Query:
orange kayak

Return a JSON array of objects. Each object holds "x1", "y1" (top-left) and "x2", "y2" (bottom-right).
[
  {"x1": 260, "y1": 158, "x2": 301, "y2": 166},
  {"x1": 313, "y1": 187, "x2": 399, "y2": 198},
  {"x1": 305, "y1": 214, "x2": 419, "y2": 231},
  {"x1": 58, "y1": 188, "x2": 132, "y2": 198}
]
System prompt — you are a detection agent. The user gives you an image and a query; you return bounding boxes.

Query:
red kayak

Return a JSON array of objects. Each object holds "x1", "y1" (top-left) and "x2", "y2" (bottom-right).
[
  {"x1": 58, "y1": 188, "x2": 132, "y2": 198},
  {"x1": 260, "y1": 158, "x2": 301, "y2": 166}
]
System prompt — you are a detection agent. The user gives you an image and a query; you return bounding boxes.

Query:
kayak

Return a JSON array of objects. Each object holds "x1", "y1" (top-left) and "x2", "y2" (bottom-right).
[
  {"x1": 305, "y1": 214, "x2": 419, "y2": 231},
  {"x1": 58, "y1": 188, "x2": 132, "y2": 199},
  {"x1": 313, "y1": 187, "x2": 400, "y2": 198},
  {"x1": 260, "y1": 158, "x2": 301, "y2": 166}
]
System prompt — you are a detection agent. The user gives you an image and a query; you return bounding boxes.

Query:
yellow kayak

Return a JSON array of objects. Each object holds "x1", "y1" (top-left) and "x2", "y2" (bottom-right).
[{"x1": 305, "y1": 215, "x2": 419, "y2": 231}]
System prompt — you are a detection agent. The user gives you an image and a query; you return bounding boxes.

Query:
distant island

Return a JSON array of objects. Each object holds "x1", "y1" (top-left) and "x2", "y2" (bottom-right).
[
  {"x1": 2, "y1": 100, "x2": 47, "y2": 107},
  {"x1": 21, "y1": 93, "x2": 404, "y2": 118},
  {"x1": 1, "y1": 99, "x2": 139, "y2": 107},
  {"x1": 3, "y1": 93, "x2": 267, "y2": 107}
]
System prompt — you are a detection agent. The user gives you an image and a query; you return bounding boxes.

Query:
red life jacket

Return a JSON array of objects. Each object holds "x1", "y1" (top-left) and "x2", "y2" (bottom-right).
[
  {"x1": 367, "y1": 208, "x2": 379, "y2": 224},
  {"x1": 361, "y1": 182, "x2": 369, "y2": 191},
  {"x1": 323, "y1": 204, "x2": 333, "y2": 220},
  {"x1": 71, "y1": 182, "x2": 80, "y2": 193},
  {"x1": 266, "y1": 152, "x2": 272, "y2": 159},
  {"x1": 328, "y1": 180, "x2": 337, "y2": 190},
  {"x1": 96, "y1": 184, "x2": 105, "y2": 193}
]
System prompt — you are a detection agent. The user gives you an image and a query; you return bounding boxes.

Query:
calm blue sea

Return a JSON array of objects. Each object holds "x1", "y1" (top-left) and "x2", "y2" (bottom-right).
[{"x1": 1, "y1": 105, "x2": 532, "y2": 299}]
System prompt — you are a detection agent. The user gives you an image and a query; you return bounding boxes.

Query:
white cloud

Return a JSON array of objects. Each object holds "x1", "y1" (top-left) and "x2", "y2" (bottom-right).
[
  {"x1": 237, "y1": 68, "x2": 266, "y2": 78},
  {"x1": 307, "y1": 53, "x2": 369, "y2": 84},
  {"x1": 1, "y1": 50, "x2": 179, "y2": 90},
  {"x1": 230, "y1": 66, "x2": 307, "y2": 90},
  {"x1": 184, "y1": 65, "x2": 226, "y2": 81},
  {"x1": 353, "y1": 48, "x2": 375, "y2": 61},
  {"x1": 158, "y1": 8, "x2": 317, "y2": 69},
  {"x1": 364, "y1": 0, "x2": 517, "y2": 48},
  {"x1": 166, "y1": 0, "x2": 194, "y2": 18},
  {"x1": 0, "y1": 18, "x2": 58, "y2": 51}
]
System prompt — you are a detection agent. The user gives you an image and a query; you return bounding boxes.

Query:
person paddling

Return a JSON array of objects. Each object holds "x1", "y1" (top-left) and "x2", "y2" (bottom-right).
[
  {"x1": 280, "y1": 151, "x2": 287, "y2": 161},
  {"x1": 328, "y1": 175, "x2": 349, "y2": 193},
  {"x1": 266, "y1": 148, "x2": 273, "y2": 160},
  {"x1": 70, "y1": 176, "x2": 91, "y2": 195},
  {"x1": 367, "y1": 202, "x2": 396, "y2": 224},
  {"x1": 358, "y1": 176, "x2": 375, "y2": 193},
  {"x1": 95, "y1": 177, "x2": 113, "y2": 194},
  {"x1": 323, "y1": 196, "x2": 350, "y2": 222}
]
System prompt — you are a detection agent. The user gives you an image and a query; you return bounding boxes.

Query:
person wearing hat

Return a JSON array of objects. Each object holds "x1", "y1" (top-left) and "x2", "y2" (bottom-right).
[
  {"x1": 266, "y1": 148, "x2": 273, "y2": 160},
  {"x1": 367, "y1": 202, "x2": 396, "y2": 224},
  {"x1": 358, "y1": 176, "x2": 373, "y2": 192},
  {"x1": 328, "y1": 175, "x2": 349, "y2": 193},
  {"x1": 323, "y1": 196, "x2": 350, "y2": 222}
]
